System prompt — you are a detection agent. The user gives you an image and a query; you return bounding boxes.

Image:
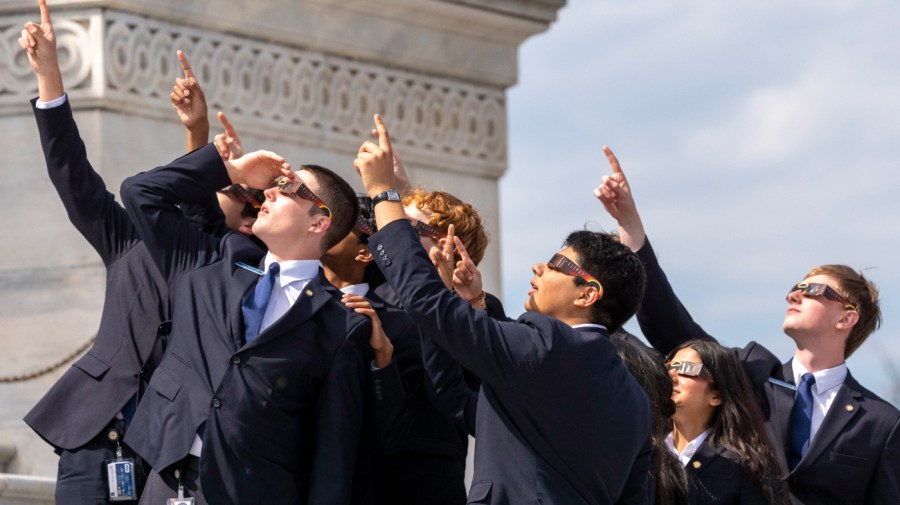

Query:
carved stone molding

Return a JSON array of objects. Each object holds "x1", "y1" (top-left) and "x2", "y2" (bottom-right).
[{"x1": 1, "y1": 9, "x2": 507, "y2": 176}]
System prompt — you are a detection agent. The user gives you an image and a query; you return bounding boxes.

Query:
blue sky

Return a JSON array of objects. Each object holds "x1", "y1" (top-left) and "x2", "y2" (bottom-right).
[{"x1": 501, "y1": 1, "x2": 900, "y2": 405}]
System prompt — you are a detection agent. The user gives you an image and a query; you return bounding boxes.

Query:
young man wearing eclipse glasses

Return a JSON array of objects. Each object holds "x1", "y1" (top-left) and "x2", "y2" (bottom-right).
[
  {"x1": 121, "y1": 144, "x2": 370, "y2": 504},
  {"x1": 595, "y1": 146, "x2": 899, "y2": 505},
  {"x1": 354, "y1": 115, "x2": 654, "y2": 505}
]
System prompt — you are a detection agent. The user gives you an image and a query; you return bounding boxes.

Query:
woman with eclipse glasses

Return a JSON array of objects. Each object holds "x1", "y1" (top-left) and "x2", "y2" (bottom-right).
[{"x1": 666, "y1": 339, "x2": 787, "y2": 504}]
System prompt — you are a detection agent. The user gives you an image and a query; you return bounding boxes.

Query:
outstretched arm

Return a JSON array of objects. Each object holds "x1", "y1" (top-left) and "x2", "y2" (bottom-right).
[
  {"x1": 171, "y1": 50, "x2": 209, "y2": 153},
  {"x1": 121, "y1": 148, "x2": 290, "y2": 279},
  {"x1": 595, "y1": 146, "x2": 715, "y2": 355},
  {"x1": 24, "y1": 0, "x2": 140, "y2": 264},
  {"x1": 357, "y1": 115, "x2": 551, "y2": 387}
]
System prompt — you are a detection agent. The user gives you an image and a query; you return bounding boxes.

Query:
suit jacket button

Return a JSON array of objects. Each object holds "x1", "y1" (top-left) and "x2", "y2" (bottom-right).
[
  {"x1": 377, "y1": 244, "x2": 384, "y2": 251},
  {"x1": 377, "y1": 395, "x2": 383, "y2": 400},
  {"x1": 232, "y1": 356, "x2": 241, "y2": 365},
  {"x1": 212, "y1": 398, "x2": 222, "y2": 408},
  {"x1": 139, "y1": 369, "x2": 147, "y2": 377},
  {"x1": 384, "y1": 260, "x2": 391, "y2": 266}
]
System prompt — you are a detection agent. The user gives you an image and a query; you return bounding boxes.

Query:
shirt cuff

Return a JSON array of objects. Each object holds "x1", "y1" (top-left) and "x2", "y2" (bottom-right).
[{"x1": 35, "y1": 93, "x2": 68, "y2": 109}]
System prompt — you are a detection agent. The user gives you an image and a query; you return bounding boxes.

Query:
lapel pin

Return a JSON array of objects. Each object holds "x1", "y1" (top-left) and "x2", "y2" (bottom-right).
[
  {"x1": 692, "y1": 461, "x2": 701, "y2": 469},
  {"x1": 845, "y1": 404, "x2": 854, "y2": 412},
  {"x1": 305, "y1": 289, "x2": 314, "y2": 296}
]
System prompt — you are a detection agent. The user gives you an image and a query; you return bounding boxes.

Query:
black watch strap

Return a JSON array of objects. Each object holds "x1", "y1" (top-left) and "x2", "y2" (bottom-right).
[{"x1": 372, "y1": 189, "x2": 401, "y2": 206}]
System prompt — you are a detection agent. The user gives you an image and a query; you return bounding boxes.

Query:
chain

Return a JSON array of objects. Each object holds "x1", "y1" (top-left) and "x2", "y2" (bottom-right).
[{"x1": 0, "y1": 334, "x2": 96, "y2": 383}]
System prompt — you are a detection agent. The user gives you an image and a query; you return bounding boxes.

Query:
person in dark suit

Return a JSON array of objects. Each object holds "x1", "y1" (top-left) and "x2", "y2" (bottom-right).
[
  {"x1": 324, "y1": 195, "x2": 472, "y2": 505},
  {"x1": 594, "y1": 147, "x2": 900, "y2": 504},
  {"x1": 120, "y1": 142, "x2": 370, "y2": 504},
  {"x1": 17, "y1": 3, "x2": 238, "y2": 502},
  {"x1": 353, "y1": 115, "x2": 654, "y2": 505},
  {"x1": 665, "y1": 340, "x2": 785, "y2": 504}
]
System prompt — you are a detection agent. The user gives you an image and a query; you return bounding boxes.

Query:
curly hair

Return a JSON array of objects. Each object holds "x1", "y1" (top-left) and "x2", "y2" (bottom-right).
[{"x1": 402, "y1": 189, "x2": 489, "y2": 265}]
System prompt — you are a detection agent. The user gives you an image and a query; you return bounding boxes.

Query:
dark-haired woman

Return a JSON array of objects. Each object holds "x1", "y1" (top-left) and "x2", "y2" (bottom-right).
[{"x1": 667, "y1": 340, "x2": 787, "y2": 504}]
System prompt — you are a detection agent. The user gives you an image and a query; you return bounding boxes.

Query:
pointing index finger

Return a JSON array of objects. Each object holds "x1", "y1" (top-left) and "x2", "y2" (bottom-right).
[
  {"x1": 373, "y1": 114, "x2": 392, "y2": 152},
  {"x1": 602, "y1": 146, "x2": 624, "y2": 176},
  {"x1": 218, "y1": 111, "x2": 236, "y2": 138},
  {"x1": 177, "y1": 50, "x2": 194, "y2": 80},
  {"x1": 39, "y1": 0, "x2": 52, "y2": 25}
]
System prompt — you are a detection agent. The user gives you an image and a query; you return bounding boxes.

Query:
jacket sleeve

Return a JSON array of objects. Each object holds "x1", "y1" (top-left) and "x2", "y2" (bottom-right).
[
  {"x1": 32, "y1": 98, "x2": 138, "y2": 266},
  {"x1": 866, "y1": 416, "x2": 900, "y2": 505},
  {"x1": 368, "y1": 220, "x2": 552, "y2": 391},
  {"x1": 120, "y1": 144, "x2": 231, "y2": 280},
  {"x1": 420, "y1": 327, "x2": 478, "y2": 436},
  {"x1": 635, "y1": 238, "x2": 718, "y2": 356}
]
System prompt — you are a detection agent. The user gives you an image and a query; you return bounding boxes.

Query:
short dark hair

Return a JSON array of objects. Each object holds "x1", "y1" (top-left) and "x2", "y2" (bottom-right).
[
  {"x1": 563, "y1": 230, "x2": 646, "y2": 329},
  {"x1": 299, "y1": 165, "x2": 359, "y2": 252}
]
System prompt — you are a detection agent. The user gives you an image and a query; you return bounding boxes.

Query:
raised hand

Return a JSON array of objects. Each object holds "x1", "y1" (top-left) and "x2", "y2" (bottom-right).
[
  {"x1": 18, "y1": 0, "x2": 63, "y2": 101},
  {"x1": 370, "y1": 127, "x2": 411, "y2": 191},
  {"x1": 451, "y1": 236, "x2": 484, "y2": 306},
  {"x1": 355, "y1": 115, "x2": 396, "y2": 196},
  {"x1": 429, "y1": 224, "x2": 457, "y2": 291},
  {"x1": 593, "y1": 146, "x2": 646, "y2": 251},
  {"x1": 213, "y1": 111, "x2": 243, "y2": 161},
  {"x1": 343, "y1": 294, "x2": 393, "y2": 368},
  {"x1": 171, "y1": 50, "x2": 208, "y2": 131},
  {"x1": 225, "y1": 150, "x2": 291, "y2": 189}
]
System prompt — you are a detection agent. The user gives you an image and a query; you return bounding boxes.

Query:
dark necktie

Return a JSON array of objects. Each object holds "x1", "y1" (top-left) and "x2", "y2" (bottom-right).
[
  {"x1": 789, "y1": 372, "x2": 816, "y2": 469},
  {"x1": 241, "y1": 263, "x2": 280, "y2": 344}
]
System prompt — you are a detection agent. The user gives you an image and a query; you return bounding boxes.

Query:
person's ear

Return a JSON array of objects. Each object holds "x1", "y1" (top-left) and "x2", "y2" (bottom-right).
[
  {"x1": 709, "y1": 392, "x2": 722, "y2": 407},
  {"x1": 572, "y1": 285, "x2": 602, "y2": 308},
  {"x1": 835, "y1": 309, "x2": 859, "y2": 332},
  {"x1": 308, "y1": 215, "x2": 331, "y2": 235}
]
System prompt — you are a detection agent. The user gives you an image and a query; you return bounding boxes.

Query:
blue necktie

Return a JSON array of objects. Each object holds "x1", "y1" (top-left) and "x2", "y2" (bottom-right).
[
  {"x1": 241, "y1": 263, "x2": 280, "y2": 344},
  {"x1": 789, "y1": 372, "x2": 816, "y2": 469}
]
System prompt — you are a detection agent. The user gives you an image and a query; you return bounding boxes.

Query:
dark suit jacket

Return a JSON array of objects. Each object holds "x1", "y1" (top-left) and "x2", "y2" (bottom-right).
[
  {"x1": 684, "y1": 439, "x2": 769, "y2": 505},
  {"x1": 635, "y1": 238, "x2": 900, "y2": 505},
  {"x1": 121, "y1": 144, "x2": 371, "y2": 505},
  {"x1": 369, "y1": 220, "x2": 653, "y2": 505},
  {"x1": 24, "y1": 99, "x2": 180, "y2": 451}
]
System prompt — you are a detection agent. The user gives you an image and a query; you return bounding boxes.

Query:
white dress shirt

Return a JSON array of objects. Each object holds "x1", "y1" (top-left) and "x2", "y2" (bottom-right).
[
  {"x1": 666, "y1": 429, "x2": 712, "y2": 466},
  {"x1": 791, "y1": 359, "x2": 848, "y2": 443},
  {"x1": 258, "y1": 255, "x2": 320, "y2": 333}
]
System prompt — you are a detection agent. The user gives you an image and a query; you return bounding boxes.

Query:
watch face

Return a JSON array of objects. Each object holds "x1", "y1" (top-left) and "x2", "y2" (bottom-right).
[{"x1": 387, "y1": 190, "x2": 400, "y2": 201}]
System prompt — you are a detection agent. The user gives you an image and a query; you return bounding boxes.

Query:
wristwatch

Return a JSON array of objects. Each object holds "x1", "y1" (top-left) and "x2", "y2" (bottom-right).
[{"x1": 372, "y1": 189, "x2": 401, "y2": 206}]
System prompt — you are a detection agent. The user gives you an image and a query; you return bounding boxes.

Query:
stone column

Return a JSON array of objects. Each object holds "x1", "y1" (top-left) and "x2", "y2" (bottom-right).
[{"x1": 0, "y1": 0, "x2": 563, "y2": 496}]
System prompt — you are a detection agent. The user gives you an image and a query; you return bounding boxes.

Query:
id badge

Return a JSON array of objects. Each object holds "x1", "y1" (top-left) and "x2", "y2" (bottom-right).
[
  {"x1": 167, "y1": 499, "x2": 195, "y2": 505},
  {"x1": 106, "y1": 458, "x2": 137, "y2": 501}
]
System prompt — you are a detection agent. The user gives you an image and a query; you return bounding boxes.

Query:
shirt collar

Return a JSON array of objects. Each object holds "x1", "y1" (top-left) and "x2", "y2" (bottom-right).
[
  {"x1": 571, "y1": 323, "x2": 608, "y2": 331},
  {"x1": 340, "y1": 283, "x2": 370, "y2": 297},
  {"x1": 791, "y1": 359, "x2": 848, "y2": 394},
  {"x1": 262, "y1": 253, "x2": 319, "y2": 288},
  {"x1": 666, "y1": 429, "x2": 712, "y2": 465}
]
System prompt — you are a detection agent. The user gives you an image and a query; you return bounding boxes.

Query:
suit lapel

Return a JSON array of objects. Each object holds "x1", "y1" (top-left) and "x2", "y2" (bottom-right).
[
  {"x1": 229, "y1": 261, "x2": 262, "y2": 350},
  {"x1": 797, "y1": 372, "x2": 862, "y2": 470},
  {"x1": 766, "y1": 360, "x2": 797, "y2": 458},
  {"x1": 241, "y1": 273, "x2": 334, "y2": 351}
]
